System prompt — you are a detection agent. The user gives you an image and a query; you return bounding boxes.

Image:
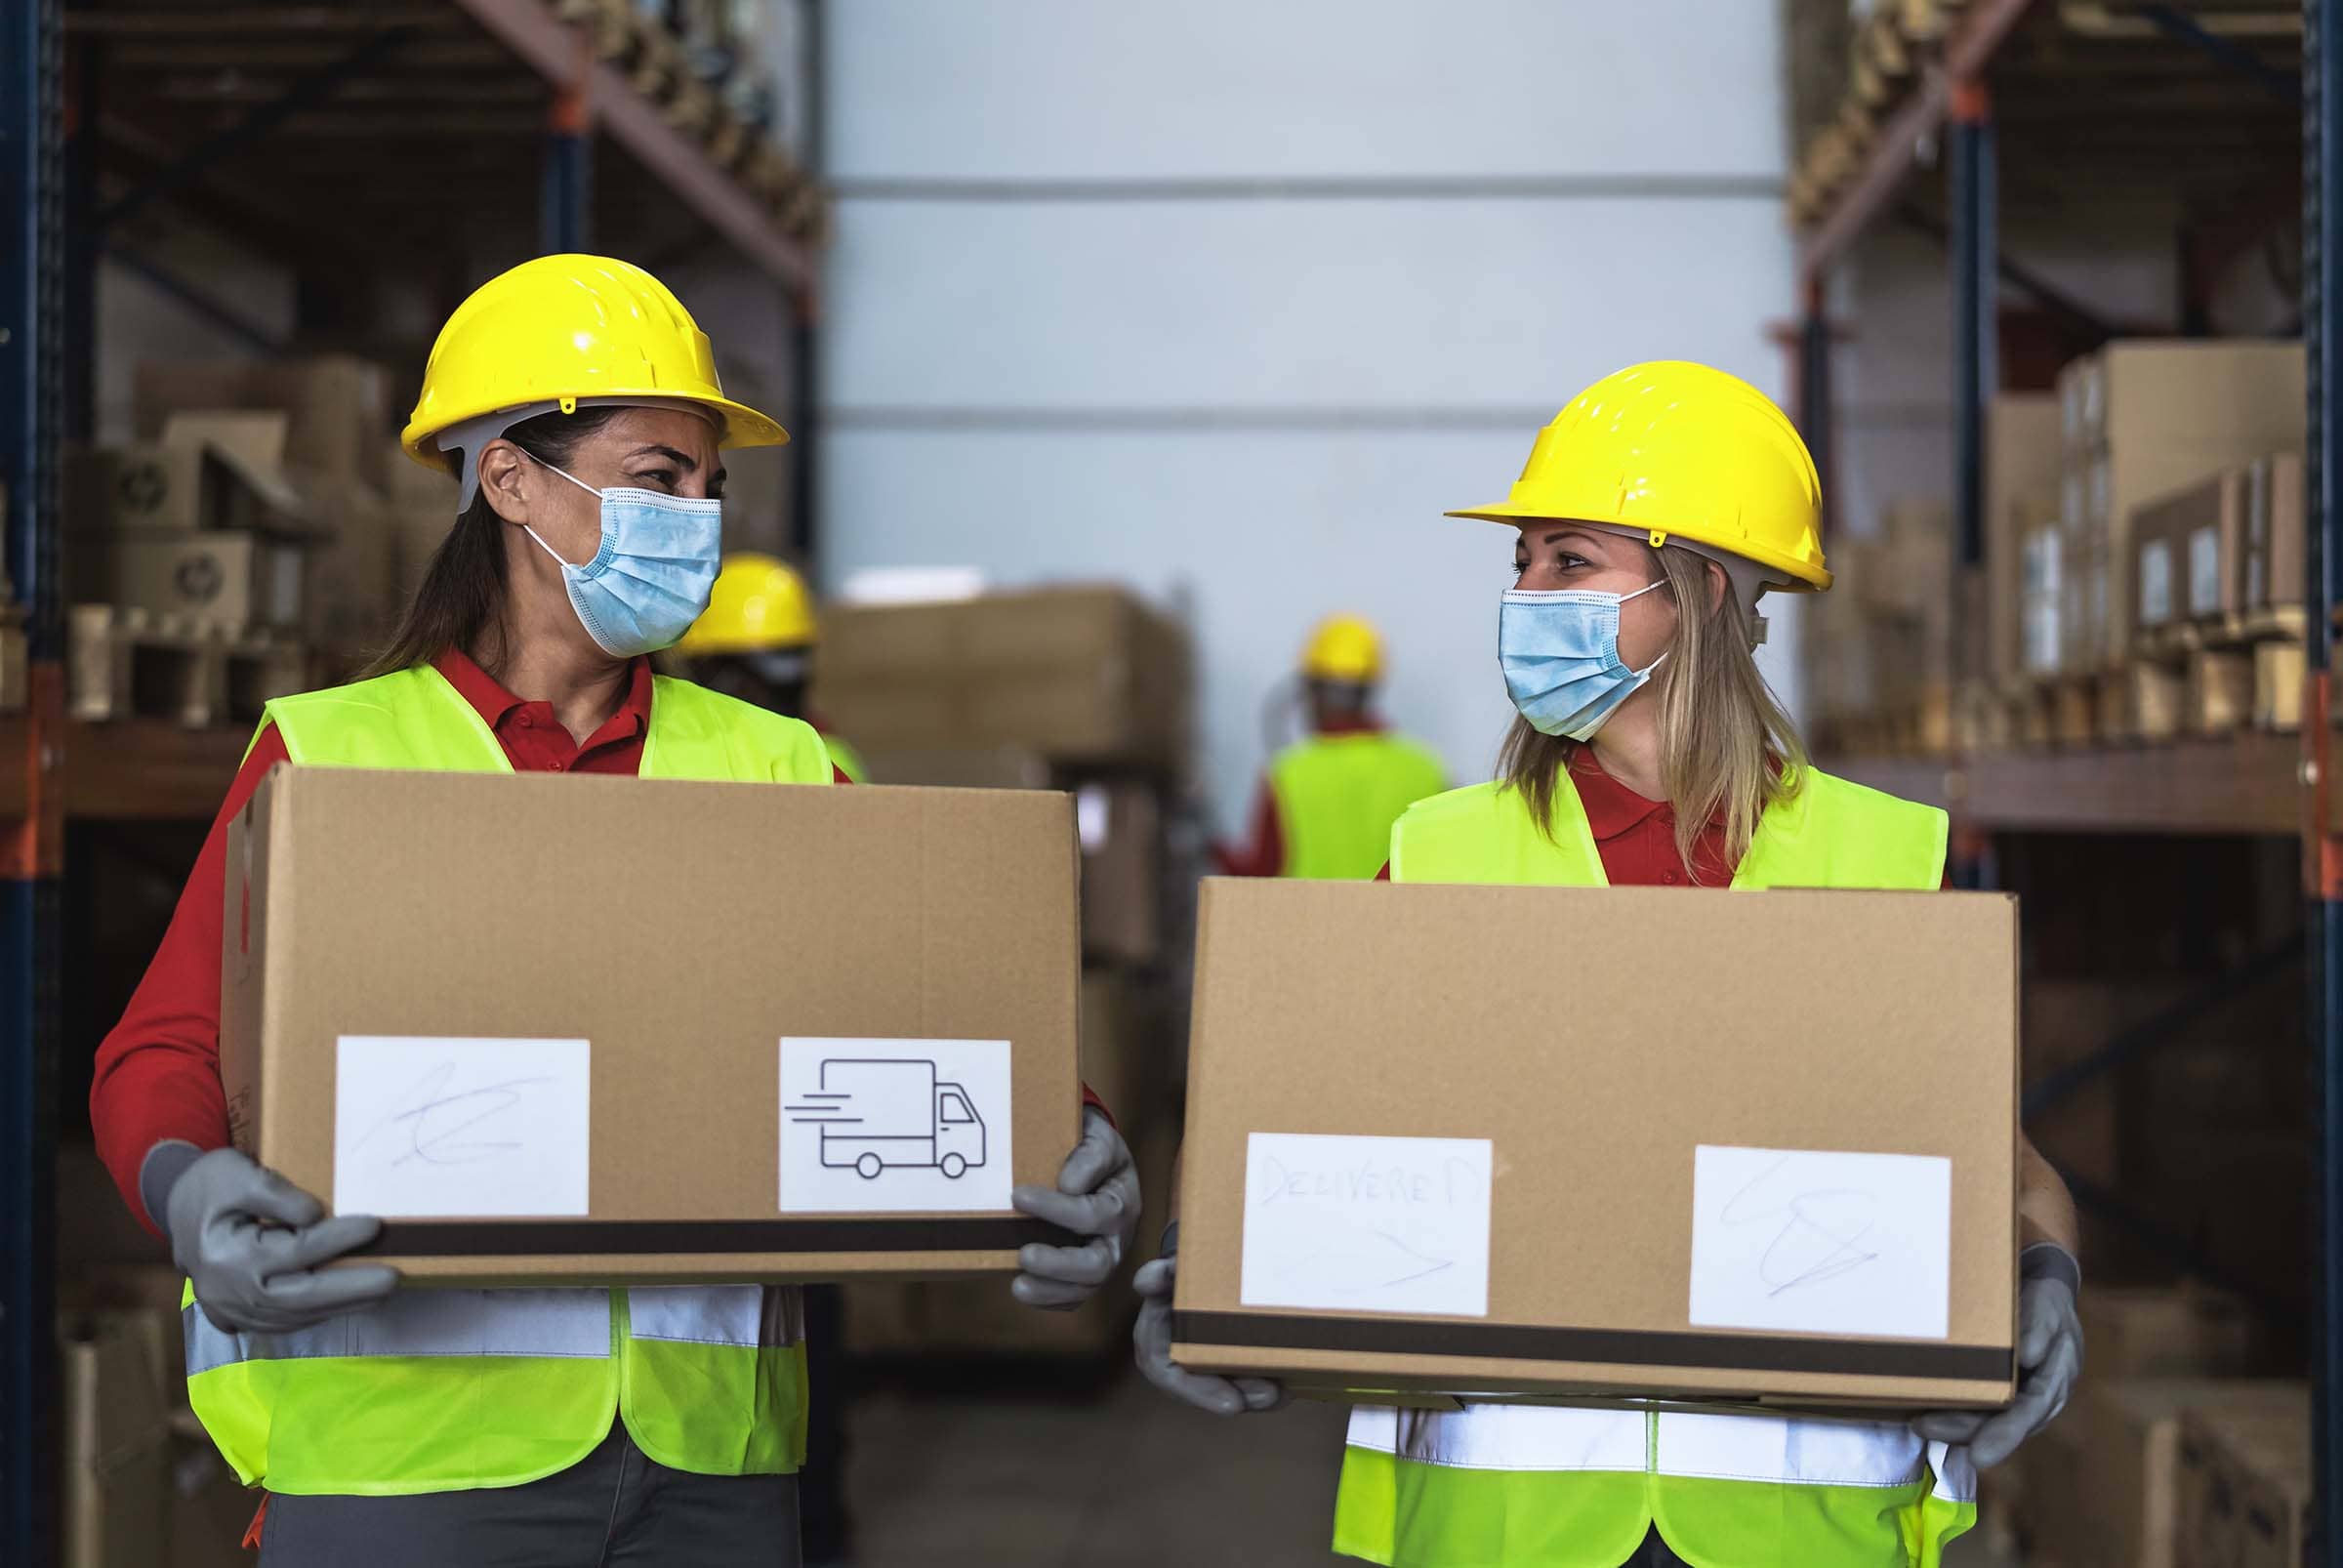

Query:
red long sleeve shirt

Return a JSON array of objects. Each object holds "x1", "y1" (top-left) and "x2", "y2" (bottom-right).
[{"x1": 90, "y1": 648, "x2": 867, "y2": 1233}]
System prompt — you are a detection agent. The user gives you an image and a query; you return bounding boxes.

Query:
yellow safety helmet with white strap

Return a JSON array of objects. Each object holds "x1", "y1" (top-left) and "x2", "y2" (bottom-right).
[
  {"x1": 1301, "y1": 615, "x2": 1383, "y2": 684},
  {"x1": 399, "y1": 254, "x2": 789, "y2": 474},
  {"x1": 1448, "y1": 360, "x2": 1829, "y2": 594}
]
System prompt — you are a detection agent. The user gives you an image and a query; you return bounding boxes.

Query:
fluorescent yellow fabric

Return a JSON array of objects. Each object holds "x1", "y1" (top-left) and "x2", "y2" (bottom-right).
[
  {"x1": 1336, "y1": 765, "x2": 1966, "y2": 1567},
  {"x1": 1267, "y1": 732, "x2": 1446, "y2": 880},
  {"x1": 1447, "y1": 361, "x2": 1829, "y2": 592},
  {"x1": 187, "y1": 664, "x2": 827, "y2": 1495},
  {"x1": 821, "y1": 731, "x2": 868, "y2": 784}
]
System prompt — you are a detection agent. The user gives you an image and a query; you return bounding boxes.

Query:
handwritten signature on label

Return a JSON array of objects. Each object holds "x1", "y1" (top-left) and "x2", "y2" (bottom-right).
[
  {"x1": 1718, "y1": 1151, "x2": 1880, "y2": 1297},
  {"x1": 348, "y1": 1060, "x2": 556, "y2": 1170}
]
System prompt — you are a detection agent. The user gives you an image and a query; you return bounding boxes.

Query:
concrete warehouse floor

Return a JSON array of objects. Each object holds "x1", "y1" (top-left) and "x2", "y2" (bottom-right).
[{"x1": 832, "y1": 1365, "x2": 2020, "y2": 1567}]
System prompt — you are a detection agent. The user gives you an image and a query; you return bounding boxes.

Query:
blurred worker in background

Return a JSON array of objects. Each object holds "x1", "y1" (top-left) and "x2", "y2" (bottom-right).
[
  {"x1": 678, "y1": 552, "x2": 868, "y2": 784},
  {"x1": 677, "y1": 549, "x2": 861, "y2": 1564},
  {"x1": 88, "y1": 254, "x2": 1138, "y2": 1568},
  {"x1": 1137, "y1": 362, "x2": 2081, "y2": 1568},
  {"x1": 1215, "y1": 615, "x2": 1446, "y2": 880}
]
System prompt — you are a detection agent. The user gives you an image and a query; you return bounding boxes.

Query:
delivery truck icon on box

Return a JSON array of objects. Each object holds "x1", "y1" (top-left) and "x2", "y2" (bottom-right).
[
  {"x1": 787, "y1": 1057, "x2": 988, "y2": 1179},
  {"x1": 777, "y1": 1038, "x2": 1013, "y2": 1214}
]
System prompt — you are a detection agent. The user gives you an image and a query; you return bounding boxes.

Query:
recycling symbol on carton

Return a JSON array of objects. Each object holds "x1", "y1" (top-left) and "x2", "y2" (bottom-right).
[{"x1": 175, "y1": 555, "x2": 225, "y2": 604}]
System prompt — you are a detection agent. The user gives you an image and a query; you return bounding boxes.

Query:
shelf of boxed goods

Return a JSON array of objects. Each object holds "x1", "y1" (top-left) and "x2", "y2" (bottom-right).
[
  {"x1": 57, "y1": 718, "x2": 249, "y2": 822},
  {"x1": 68, "y1": 0, "x2": 822, "y2": 289},
  {"x1": 1823, "y1": 729, "x2": 2305, "y2": 838}
]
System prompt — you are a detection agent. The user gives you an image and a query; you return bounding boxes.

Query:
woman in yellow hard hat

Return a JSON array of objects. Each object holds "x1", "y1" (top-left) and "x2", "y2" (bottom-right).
[
  {"x1": 1136, "y1": 362, "x2": 2081, "y2": 1568},
  {"x1": 89, "y1": 254, "x2": 1139, "y2": 1567},
  {"x1": 1216, "y1": 615, "x2": 1446, "y2": 879},
  {"x1": 677, "y1": 553, "x2": 867, "y2": 782}
]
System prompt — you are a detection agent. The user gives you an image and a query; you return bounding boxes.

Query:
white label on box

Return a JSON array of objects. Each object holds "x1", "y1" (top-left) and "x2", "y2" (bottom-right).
[
  {"x1": 334, "y1": 1036, "x2": 592, "y2": 1217},
  {"x1": 2188, "y1": 525, "x2": 2223, "y2": 619},
  {"x1": 778, "y1": 1038, "x2": 1012, "y2": 1213},
  {"x1": 2138, "y1": 541, "x2": 2173, "y2": 627},
  {"x1": 1238, "y1": 1132, "x2": 1493, "y2": 1319},
  {"x1": 1075, "y1": 783, "x2": 1112, "y2": 853},
  {"x1": 1687, "y1": 1144, "x2": 1952, "y2": 1341}
]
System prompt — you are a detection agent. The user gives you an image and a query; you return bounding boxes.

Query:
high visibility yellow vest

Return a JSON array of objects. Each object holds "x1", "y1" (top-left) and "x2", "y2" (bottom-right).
[
  {"x1": 1268, "y1": 731, "x2": 1447, "y2": 880},
  {"x1": 821, "y1": 730, "x2": 868, "y2": 784},
  {"x1": 1336, "y1": 765, "x2": 1974, "y2": 1568},
  {"x1": 185, "y1": 662, "x2": 832, "y2": 1497}
]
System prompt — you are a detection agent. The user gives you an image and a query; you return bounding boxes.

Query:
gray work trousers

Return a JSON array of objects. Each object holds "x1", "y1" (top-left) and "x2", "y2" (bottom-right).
[
  {"x1": 256, "y1": 1425, "x2": 802, "y2": 1568},
  {"x1": 1626, "y1": 1528, "x2": 1692, "y2": 1567}
]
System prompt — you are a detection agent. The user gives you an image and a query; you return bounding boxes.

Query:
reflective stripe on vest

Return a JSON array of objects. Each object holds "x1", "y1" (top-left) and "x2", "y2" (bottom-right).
[
  {"x1": 1268, "y1": 732, "x2": 1447, "y2": 880},
  {"x1": 1336, "y1": 764, "x2": 1969, "y2": 1568},
  {"x1": 186, "y1": 663, "x2": 829, "y2": 1496}
]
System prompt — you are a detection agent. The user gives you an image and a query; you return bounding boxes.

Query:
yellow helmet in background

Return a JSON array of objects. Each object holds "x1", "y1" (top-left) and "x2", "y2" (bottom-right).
[
  {"x1": 678, "y1": 553, "x2": 818, "y2": 654},
  {"x1": 399, "y1": 253, "x2": 789, "y2": 469},
  {"x1": 1447, "y1": 360, "x2": 1829, "y2": 592},
  {"x1": 1302, "y1": 614, "x2": 1384, "y2": 684}
]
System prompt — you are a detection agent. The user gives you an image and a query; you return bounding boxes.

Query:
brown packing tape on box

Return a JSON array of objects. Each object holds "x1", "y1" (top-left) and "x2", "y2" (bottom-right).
[
  {"x1": 1172, "y1": 879, "x2": 2019, "y2": 1409},
  {"x1": 222, "y1": 767, "x2": 1084, "y2": 1285}
]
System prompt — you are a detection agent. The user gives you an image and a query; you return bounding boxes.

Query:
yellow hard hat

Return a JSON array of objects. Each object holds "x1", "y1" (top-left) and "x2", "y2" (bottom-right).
[
  {"x1": 1448, "y1": 360, "x2": 1829, "y2": 592},
  {"x1": 399, "y1": 254, "x2": 788, "y2": 470},
  {"x1": 677, "y1": 552, "x2": 818, "y2": 654},
  {"x1": 1302, "y1": 614, "x2": 1383, "y2": 684}
]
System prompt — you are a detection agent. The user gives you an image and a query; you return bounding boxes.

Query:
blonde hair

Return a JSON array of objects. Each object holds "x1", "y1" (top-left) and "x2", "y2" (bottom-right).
[{"x1": 1497, "y1": 542, "x2": 1806, "y2": 882}]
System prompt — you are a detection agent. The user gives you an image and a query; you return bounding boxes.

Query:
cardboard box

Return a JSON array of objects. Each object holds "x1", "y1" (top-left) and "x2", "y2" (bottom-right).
[
  {"x1": 2076, "y1": 1377, "x2": 2305, "y2": 1568},
  {"x1": 222, "y1": 766, "x2": 1084, "y2": 1284},
  {"x1": 61, "y1": 1311, "x2": 177, "y2": 1568},
  {"x1": 293, "y1": 473, "x2": 398, "y2": 647},
  {"x1": 66, "y1": 413, "x2": 310, "y2": 536},
  {"x1": 2247, "y1": 451, "x2": 2305, "y2": 613},
  {"x1": 819, "y1": 586, "x2": 1191, "y2": 765},
  {"x1": 96, "y1": 530, "x2": 308, "y2": 630},
  {"x1": 2021, "y1": 524, "x2": 2065, "y2": 677},
  {"x1": 2131, "y1": 469, "x2": 2245, "y2": 640},
  {"x1": 385, "y1": 443, "x2": 460, "y2": 604},
  {"x1": 2076, "y1": 442, "x2": 2275, "y2": 667},
  {"x1": 855, "y1": 747, "x2": 1053, "y2": 791},
  {"x1": 1077, "y1": 779, "x2": 1162, "y2": 965},
  {"x1": 1171, "y1": 879, "x2": 2019, "y2": 1409},
  {"x1": 2179, "y1": 1393, "x2": 2310, "y2": 1568},
  {"x1": 1987, "y1": 395, "x2": 2062, "y2": 686},
  {"x1": 135, "y1": 355, "x2": 393, "y2": 486},
  {"x1": 2079, "y1": 1285, "x2": 2264, "y2": 1381},
  {"x1": 2060, "y1": 342, "x2": 2305, "y2": 455}
]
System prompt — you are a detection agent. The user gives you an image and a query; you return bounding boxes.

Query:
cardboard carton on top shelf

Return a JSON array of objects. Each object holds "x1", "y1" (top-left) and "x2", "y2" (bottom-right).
[
  {"x1": 1172, "y1": 878, "x2": 2020, "y2": 1411},
  {"x1": 134, "y1": 355, "x2": 394, "y2": 488},
  {"x1": 223, "y1": 766, "x2": 1084, "y2": 1285}
]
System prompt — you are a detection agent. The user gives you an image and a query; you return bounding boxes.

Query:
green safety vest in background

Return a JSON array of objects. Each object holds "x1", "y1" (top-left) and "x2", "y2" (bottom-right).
[
  {"x1": 1268, "y1": 731, "x2": 1447, "y2": 880},
  {"x1": 185, "y1": 662, "x2": 833, "y2": 1497},
  {"x1": 820, "y1": 730, "x2": 869, "y2": 784},
  {"x1": 1337, "y1": 763, "x2": 1971, "y2": 1568}
]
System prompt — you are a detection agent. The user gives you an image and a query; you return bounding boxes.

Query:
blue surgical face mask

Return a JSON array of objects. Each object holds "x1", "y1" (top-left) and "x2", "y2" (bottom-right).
[
  {"x1": 1499, "y1": 581, "x2": 1671, "y2": 741},
  {"x1": 524, "y1": 458, "x2": 723, "y2": 658}
]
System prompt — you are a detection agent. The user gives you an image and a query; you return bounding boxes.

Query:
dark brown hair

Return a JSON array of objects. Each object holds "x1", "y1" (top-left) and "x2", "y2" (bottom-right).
[
  {"x1": 1497, "y1": 542, "x2": 1805, "y2": 882},
  {"x1": 360, "y1": 407, "x2": 628, "y2": 681}
]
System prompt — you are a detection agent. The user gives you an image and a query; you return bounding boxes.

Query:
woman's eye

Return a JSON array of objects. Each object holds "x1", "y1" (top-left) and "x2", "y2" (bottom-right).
[
  {"x1": 1557, "y1": 553, "x2": 1589, "y2": 570},
  {"x1": 632, "y1": 470, "x2": 677, "y2": 491},
  {"x1": 1509, "y1": 561, "x2": 1527, "y2": 580}
]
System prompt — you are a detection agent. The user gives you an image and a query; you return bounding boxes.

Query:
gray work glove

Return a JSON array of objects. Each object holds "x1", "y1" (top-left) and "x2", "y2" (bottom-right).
[
  {"x1": 150, "y1": 1141, "x2": 400, "y2": 1335},
  {"x1": 1911, "y1": 1243, "x2": 2082, "y2": 1468},
  {"x1": 1008, "y1": 1107, "x2": 1141, "y2": 1309},
  {"x1": 1133, "y1": 1223, "x2": 1286, "y2": 1416}
]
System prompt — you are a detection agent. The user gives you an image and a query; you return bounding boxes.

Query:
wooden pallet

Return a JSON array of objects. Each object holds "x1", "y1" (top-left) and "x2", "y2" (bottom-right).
[
  {"x1": 67, "y1": 604, "x2": 308, "y2": 729},
  {"x1": 2127, "y1": 604, "x2": 2308, "y2": 739}
]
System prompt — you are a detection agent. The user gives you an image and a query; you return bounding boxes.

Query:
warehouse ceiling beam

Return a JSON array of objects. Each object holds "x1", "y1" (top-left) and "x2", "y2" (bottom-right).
[
  {"x1": 91, "y1": 23, "x2": 417, "y2": 234},
  {"x1": 1798, "y1": 0, "x2": 2045, "y2": 289},
  {"x1": 2131, "y1": 2, "x2": 2303, "y2": 100},
  {"x1": 444, "y1": 0, "x2": 816, "y2": 296}
]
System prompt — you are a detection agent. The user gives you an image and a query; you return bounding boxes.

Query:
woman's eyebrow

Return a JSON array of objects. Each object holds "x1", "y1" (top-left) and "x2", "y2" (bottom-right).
[{"x1": 627, "y1": 443, "x2": 698, "y2": 470}]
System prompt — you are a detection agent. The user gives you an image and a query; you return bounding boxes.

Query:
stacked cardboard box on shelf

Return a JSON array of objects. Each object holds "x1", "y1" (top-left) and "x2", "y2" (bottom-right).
[
  {"x1": 1806, "y1": 498, "x2": 1955, "y2": 753},
  {"x1": 128, "y1": 356, "x2": 402, "y2": 656},
  {"x1": 1987, "y1": 394, "x2": 2063, "y2": 691},
  {"x1": 2053, "y1": 341, "x2": 2302, "y2": 686},
  {"x1": 2179, "y1": 1391, "x2": 2310, "y2": 1568}
]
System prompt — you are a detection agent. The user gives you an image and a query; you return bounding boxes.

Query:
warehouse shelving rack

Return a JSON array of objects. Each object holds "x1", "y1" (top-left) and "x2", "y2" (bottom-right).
[
  {"x1": 1795, "y1": 0, "x2": 2334, "y2": 1554},
  {"x1": 0, "y1": 2, "x2": 824, "y2": 1556}
]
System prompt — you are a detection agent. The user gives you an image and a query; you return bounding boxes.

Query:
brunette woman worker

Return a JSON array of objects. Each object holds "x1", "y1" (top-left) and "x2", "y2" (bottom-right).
[
  {"x1": 1134, "y1": 362, "x2": 2081, "y2": 1568},
  {"x1": 88, "y1": 255, "x2": 1139, "y2": 1566}
]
